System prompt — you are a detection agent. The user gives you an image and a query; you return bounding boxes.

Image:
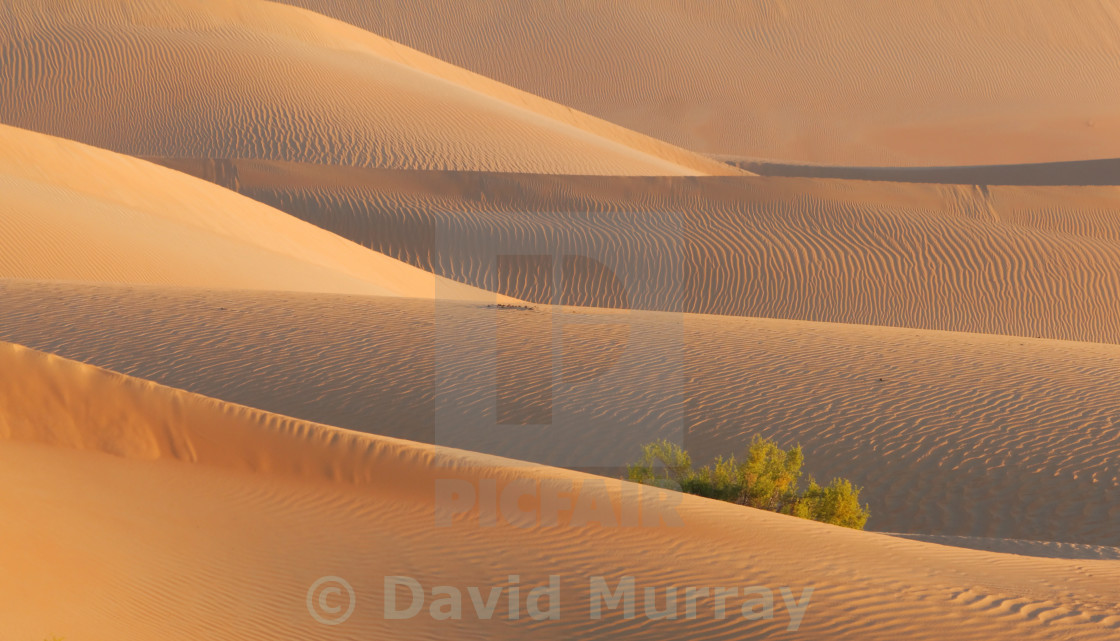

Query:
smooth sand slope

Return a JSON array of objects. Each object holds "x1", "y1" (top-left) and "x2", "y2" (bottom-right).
[
  {"x1": 0, "y1": 0, "x2": 741, "y2": 176},
  {"x1": 3, "y1": 340, "x2": 1120, "y2": 641},
  {"x1": 157, "y1": 158, "x2": 1120, "y2": 344},
  {"x1": 5, "y1": 280, "x2": 1120, "y2": 547},
  {"x1": 0, "y1": 124, "x2": 495, "y2": 299},
  {"x1": 278, "y1": 0, "x2": 1120, "y2": 166}
]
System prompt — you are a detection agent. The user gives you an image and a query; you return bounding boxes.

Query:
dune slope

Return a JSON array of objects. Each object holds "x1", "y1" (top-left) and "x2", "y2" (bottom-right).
[
  {"x1": 157, "y1": 158, "x2": 1120, "y2": 343},
  {"x1": 732, "y1": 157, "x2": 1120, "y2": 186},
  {"x1": 277, "y1": 0, "x2": 1120, "y2": 166},
  {"x1": 0, "y1": 124, "x2": 494, "y2": 299},
  {"x1": 2, "y1": 340, "x2": 1120, "y2": 641},
  {"x1": 0, "y1": 0, "x2": 741, "y2": 176},
  {"x1": 4, "y1": 280, "x2": 1120, "y2": 546}
]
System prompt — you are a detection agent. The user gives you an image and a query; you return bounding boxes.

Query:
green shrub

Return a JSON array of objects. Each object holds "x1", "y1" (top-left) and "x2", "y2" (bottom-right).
[
  {"x1": 626, "y1": 439, "x2": 691, "y2": 490},
  {"x1": 795, "y1": 478, "x2": 870, "y2": 530},
  {"x1": 626, "y1": 436, "x2": 870, "y2": 529}
]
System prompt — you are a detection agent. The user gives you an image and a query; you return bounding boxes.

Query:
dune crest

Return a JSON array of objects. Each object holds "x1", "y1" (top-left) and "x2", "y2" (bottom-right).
[
  {"x1": 730, "y1": 157, "x2": 1120, "y2": 186},
  {"x1": 279, "y1": 0, "x2": 1120, "y2": 166},
  {"x1": 2, "y1": 340, "x2": 1120, "y2": 640},
  {"x1": 5, "y1": 280, "x2": 1120, "y2": 546},
  {"x1": 155, "y1": 158, "x2": 1120, "y2": 344},
  {"x1": 0, "y1": 124, "x2": 496, "y2": 299},
  {"x1": 0, "y1": 0, "x2": 743, "y2": 176}
]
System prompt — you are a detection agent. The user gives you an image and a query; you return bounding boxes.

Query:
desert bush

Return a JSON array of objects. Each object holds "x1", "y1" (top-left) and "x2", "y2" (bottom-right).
[
  {"x1": 626, "y1": 436, "x2": 870, "y2": 529},
  {"x1": 794, "y1": 478, "x2": 870, "y2": 530},
  {"x1": 627, "y1": 439, "x2": 691, "y2": 489}
]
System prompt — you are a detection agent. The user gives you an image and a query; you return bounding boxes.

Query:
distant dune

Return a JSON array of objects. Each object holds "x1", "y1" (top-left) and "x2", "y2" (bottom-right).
[
  {"x1": 727, "y1": 157, "x2": 1120, "y2": 186},
  {"x1": 0, "y1": 0, "x2": 740, "y2": 176},
  {"x1": 156, "y1": 158, "x2": 1120, "y2": 344},
  {"x1": 3, "y1": 340, "x2": 1120, "y2": 640},
  {"x1": 0, "y1": 124, "x2": 492, "y2": 299},
  {"x1": 5, "y1": 280, "x2": 1120, "y2": 546},
  {"x1": 277, "y1": 0, "x2": 1120, "y2": 166}
]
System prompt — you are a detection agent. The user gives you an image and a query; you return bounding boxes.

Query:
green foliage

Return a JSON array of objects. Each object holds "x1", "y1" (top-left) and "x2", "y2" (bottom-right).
[
  {"x1": 626, "y1": 439, "x2": 691, "y2": 489},
  {"x1": 796, "y1": 478, "x2": 870, "y2": 530},
  {"x1": 626, "y1": 436, "x2": 870, "y2": 529}
]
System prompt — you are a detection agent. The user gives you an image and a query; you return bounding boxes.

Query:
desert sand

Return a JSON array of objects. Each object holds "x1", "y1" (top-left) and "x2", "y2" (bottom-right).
[
  {"x1": 2, "y1": 279, "x2": 1120, "y2": 546},
  {"x1": 277, "y1": 0, "x2": 1120, "y2": 166},
  {"x1": 2, "y1": 1, "x2": 1119, "y2": 639},
  {"x1": 0, "y1": 0, "x2": 741, "y2": 176},
  {"x1": 157, "y1": 158, "x2": 1120, "y2": 343},
  {"x1": 0, "y1": 123, "x2": 494, "y2": 299},
  {"x1": 3, "y1": 342, "x2": 1120, "y2": 641},
  {"x1": 729, "y1": 157, "x2": 1120, "y2": 186}
]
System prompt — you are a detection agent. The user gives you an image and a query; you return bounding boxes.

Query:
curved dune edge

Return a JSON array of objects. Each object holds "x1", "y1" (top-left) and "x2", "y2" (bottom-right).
[
  {"x1": 0, "y1": 124, "x2": 499, "y2": 300},
  {"x1": 276, "y1": 0, "x2": 1120, "y2": 166},
  {"x1": 2, "y1": 339, "x2": 1120, "y2": 640},
  {"x1": 0, "y1": 0, "x2": 744, "y2": 176},
  {"x1": 0, "y1": 339, "x2": 490, "y2": 479},
  {"x1": 726, "y1": 156, "x2": 1120, "y2": 186},
  {"x1": 885, "y1": 535, "x2": 1120, "y2": 561},
  {"x1": 4, "y1": 280, "x2": 1120, "y2": 546},
  {"x1": 156, "y1": 158, "x2": 1120, "y2": 344}
]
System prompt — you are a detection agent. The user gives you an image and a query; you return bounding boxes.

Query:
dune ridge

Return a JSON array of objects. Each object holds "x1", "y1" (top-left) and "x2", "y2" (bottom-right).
[
  {"x1": 727, "y1": 157, "x2": 1120, "y2": 186},
  {"x1": 155, "y1": 158, "x2": 1120, "y2": 344},
  {"x1": 0, "y1": 0, "x2": 743, "y2": 176},
  {"x1": 886, "y1": 535, "x2": 1120, "y2": 561},
  {"x1": 5, "y1": 279, "x2": 1120, "y2": 546},
  {"x1": 0, "y1": 124, "x2": 496, "y2": 299},
  {"x1": 277, "y1": 0, "x2": 1120, "y2": 166},
  {"x1": 3, "y1": 340, "x2": 1120, "y2": 640}
]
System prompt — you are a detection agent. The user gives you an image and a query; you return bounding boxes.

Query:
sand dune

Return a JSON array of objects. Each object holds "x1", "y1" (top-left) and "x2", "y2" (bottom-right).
[
  {"x1": 729, "y1": 157, "x2": 1120, "y2": 186},
  {"x1": 3, "y1": 340, "x2": 1120, "y2": 640},
  {"x1": 0, "y1": 124, "x2": 495, "y2": 299},
  {"x1": 887, "y1": 535, "x2": 1120, "y2": 562},
  {"x1": 5, "y1": 2, "x2": 1118, "y2": 639},
  {"x1": 0, "y1": 0, "x2": 741, "y2": 176},
  {"x1": 155, "y1": 158, "x2": 1120, "y2": 344},
  {"x1": 277, "y1": 0, "x2": 1120, "y2": 166},
  {"x1": 5, "y1": 279, "x2": 1120, "y2": 546}
]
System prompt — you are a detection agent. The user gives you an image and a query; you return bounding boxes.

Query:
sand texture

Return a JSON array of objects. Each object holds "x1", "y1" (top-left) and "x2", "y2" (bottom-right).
[
  {"x1": 0, "y1": 0, "x2": 742, "y2": 176},
  {"x1": 0, "y1": 124, "x2": 495, "y2": 299},
  {"x1": 156, "y1": 158, "x2": 1120, "y2": 343},
  {"x1": 3, "y1": 280, "x2": 1120, "y2": 546},
  {"x1": 3, "y1": 341, "x2": 1120, "y2": 640},
  {"x1": 3, "y1": 2, "x2": 1120, "y2": 639},
  {"x1": 277, "y1": 0, "x2": 1120, "y2": 165}
]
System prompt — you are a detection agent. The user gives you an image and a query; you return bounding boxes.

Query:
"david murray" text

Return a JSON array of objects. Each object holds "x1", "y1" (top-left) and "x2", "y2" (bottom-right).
[{"x1": 383, "y1": 575, "x2": 813, "y2": 631}]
